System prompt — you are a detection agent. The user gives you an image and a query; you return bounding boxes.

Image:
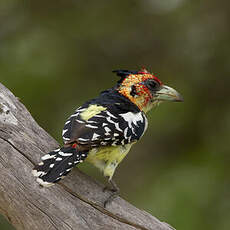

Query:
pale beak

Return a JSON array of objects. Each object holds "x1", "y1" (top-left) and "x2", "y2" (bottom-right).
[{"x1": 155, "y1": 85, "x2": 183, "y2": 102}]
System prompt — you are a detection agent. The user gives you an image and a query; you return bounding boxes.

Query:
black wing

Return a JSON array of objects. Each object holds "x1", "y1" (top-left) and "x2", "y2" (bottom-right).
[{"x1": 62, "y1": 104, "x2": 148, "y2": 148}]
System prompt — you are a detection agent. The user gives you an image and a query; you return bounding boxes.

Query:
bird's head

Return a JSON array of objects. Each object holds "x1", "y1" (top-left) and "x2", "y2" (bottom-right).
[{"x1": 114, "y1": 68, "x2": 183, "y2": 113}]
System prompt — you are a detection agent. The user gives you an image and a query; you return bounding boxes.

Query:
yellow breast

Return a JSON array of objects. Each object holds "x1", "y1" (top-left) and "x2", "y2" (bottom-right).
[{"x1": 86, "y1": 143, "x2": 134, "y2": 180}]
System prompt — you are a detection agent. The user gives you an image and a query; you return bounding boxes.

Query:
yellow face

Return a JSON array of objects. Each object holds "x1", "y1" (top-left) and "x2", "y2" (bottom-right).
[
  {"x1": 117, "y1": 70, "x2": 162, "y2": 112},
  {"x1": 116, "y1": 68, "x2": 183, "y2": 113}
]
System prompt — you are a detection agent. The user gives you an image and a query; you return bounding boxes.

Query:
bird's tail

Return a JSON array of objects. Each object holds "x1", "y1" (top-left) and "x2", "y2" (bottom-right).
[{"x1": 32, "y1": 145, "x2": 88, "y2": 187}]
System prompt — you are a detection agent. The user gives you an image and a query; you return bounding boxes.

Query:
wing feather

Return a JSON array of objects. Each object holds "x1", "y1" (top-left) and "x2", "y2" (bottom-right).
[{"x1": 62, "y1": 104, "x2": 147, "y2": 149}]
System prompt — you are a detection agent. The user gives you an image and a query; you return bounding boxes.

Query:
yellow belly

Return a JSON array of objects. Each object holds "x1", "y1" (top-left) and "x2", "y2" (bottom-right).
[{"x1": 86, "y1": 144, "x2": 134, "y2": 180}]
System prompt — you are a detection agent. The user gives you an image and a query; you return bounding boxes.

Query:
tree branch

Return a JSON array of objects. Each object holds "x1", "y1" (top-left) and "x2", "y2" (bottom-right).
[{"x1": 0, "y1": 83, "x2": 175, "y2": 230}]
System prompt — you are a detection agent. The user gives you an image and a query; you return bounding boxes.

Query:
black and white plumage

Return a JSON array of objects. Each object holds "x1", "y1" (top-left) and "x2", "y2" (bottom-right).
[
  {"x1": 33, "y1": 88, "x2": 148, "y2": 186},
  {"x1": 32, "y1": 68, "x2": 183, "y2": 197},
  {"x1": 62, "y1": 89, "x2": 148, "y2": 148},
  {"x1": 33, "y1": 146, "x2": 87, "y2": 186}
]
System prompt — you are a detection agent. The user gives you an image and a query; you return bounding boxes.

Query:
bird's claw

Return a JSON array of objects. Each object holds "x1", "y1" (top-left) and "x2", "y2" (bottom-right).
[
  {"x1": 103, "y1": 186, "x2": 117, "y2": 193},
  {"x1": 103, "y1": 179, "x2": 120, "y2": 208},
  {"x1": 103, "y1": 190, "x2": 119, "y2": 208}
]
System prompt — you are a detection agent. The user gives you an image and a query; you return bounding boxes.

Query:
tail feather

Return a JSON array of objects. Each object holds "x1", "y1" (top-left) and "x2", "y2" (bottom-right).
[{"x1": 32, "y1": 146, "x2": 88, "y2": 187}]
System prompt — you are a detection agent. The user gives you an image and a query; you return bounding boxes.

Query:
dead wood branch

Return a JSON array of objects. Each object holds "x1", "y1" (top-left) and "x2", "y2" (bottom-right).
[{"x1": 0, "y1": 83, "x2": 174, "y2": 230}]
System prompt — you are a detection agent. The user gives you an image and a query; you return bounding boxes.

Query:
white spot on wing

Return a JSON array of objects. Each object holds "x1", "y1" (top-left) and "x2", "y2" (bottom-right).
[
  {"x1": 70, "y1": 113, "x2": 79, "y2": 118},
  {"x1": 124, "y1": 127, "x2": 128, "y2": 139},
  {"x1": 63, "y1": 137, "x2": 70, "y2": 141},
  {"x1": 93, "y1": 115, "x2": 104, "y2": 118},
  {"x1": 112, "y1": 140, "x2": 119, "y2": 146},
  {"x1": 85, "y1": 124, "x2": 98, "y2": 129},
  {"x1": 92, "y1": 133, "x2": 100, "y2": 140},
  {"x1": 141, "y1": 113, "x2": 148, "y2": 138},
  {"x1": 62, "y1": 129, "x2": 68, "y2": 136},
  {"x1": 106, "y1": 111, "x2": 117, "y2": 119},
  {"x1": 76, "y1": 107, "x2": 86, "y2": 112},
  {"x1": 120, "y1": 112, "x2": 143, "y2": 126},
  {"x1": 115, "y1": 122, "x2": 122, "y2": 132},
  {"x1": 36, "y1": 178, "x2": 54, "y2": 187},
  {"x1": 32, "y1": 169, "x2": 46, "y2": 177},
  {"x1": 78, "y1": 138, "x2": 89, "y2": 142},
  {"x1": 104, "y1": 127, "x2": 111, "y2": 133},
  {"x1": 87, "y1": 120, "x2": 97, "y2": 123},
  {"x1": 106, "y1": 117, "x2": 116, "y2": 125},
  {"x1": 104, "y1": 126, "x2": 111, "y2": 136},
  {"x1": 120, "y1": 112, "x2": 144, "y2": 135},
  {"x1": 65, "y1": 120, "x2": 71, "y2": 125},
  {"x1": 41, "y1": 154, "x2": 56, "y2": 160},
  {"x1": 58, "y1": 151, "x2": 72, "y2": 156},
  {"x1": 76, "y1": 119, "x2": 85, "y2": 124}
]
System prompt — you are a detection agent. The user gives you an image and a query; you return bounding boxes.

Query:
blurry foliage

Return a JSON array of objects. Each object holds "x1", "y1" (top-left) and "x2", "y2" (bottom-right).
[{"x1": 0, "y1": 0, "x2": 229, "y2": 230}]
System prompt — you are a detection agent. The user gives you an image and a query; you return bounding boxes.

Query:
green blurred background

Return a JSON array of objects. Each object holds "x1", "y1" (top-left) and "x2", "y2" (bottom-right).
[{"x1": 0, "y1": 0, "x2": 229, "y2": 229}]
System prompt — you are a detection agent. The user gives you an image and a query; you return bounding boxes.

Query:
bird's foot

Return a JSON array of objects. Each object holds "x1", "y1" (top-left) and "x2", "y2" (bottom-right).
[
  {"x1": 103, "y1": 186, "x2": 117, "y2": 193},
  {"x1": 103, "y1": 190, "x2": 119, "y2": 208},
  {"x1": 103, "y1": 179, "x2": 120, "y2": 208}
]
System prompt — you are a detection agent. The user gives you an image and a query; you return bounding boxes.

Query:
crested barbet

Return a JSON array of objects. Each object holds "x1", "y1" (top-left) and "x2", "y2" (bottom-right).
[{"x1": 32, "y1": 68, "x2": 183, "y2": 207}]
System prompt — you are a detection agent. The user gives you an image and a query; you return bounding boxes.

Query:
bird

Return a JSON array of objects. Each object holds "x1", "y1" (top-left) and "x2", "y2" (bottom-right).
[{"x1": 32, "y1": 67, "x2": 183, "y2": 207}]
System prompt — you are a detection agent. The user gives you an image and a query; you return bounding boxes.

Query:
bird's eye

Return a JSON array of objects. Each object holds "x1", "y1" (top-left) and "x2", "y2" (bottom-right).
[{"x1": 146, "y1": 79, "x2": 159, "y2": 90}]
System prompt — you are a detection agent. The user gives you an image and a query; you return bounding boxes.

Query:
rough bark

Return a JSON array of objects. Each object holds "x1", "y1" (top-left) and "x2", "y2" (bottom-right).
[{"x1": 0, "y1": 82, "x2": 175, "y2": 230}]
